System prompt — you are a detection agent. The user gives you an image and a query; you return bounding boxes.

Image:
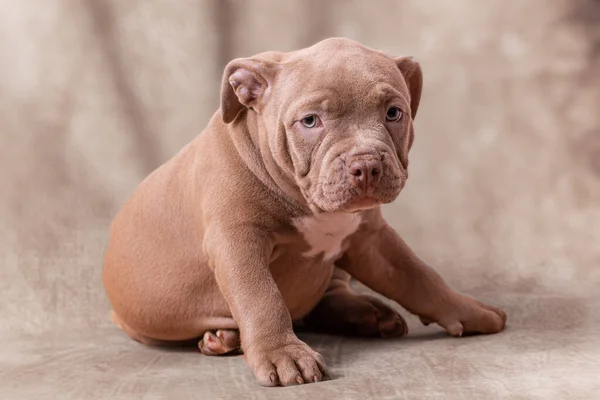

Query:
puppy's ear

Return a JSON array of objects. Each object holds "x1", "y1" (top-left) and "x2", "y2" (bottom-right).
[
  {"x1": 220, "y1": 57, "x2": 280, "y2": 124},
  {"x1": 395, "y1": 57, "x2": 423, "y2": 120}
]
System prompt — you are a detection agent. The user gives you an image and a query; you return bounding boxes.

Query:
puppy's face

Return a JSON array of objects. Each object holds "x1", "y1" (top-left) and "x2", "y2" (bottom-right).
[{"x1": 221, "y1": 38, "x2": 422, "y2": 213}]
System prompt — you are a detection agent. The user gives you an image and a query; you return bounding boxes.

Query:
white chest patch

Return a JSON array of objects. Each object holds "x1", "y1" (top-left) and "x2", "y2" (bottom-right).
[{"x1": 293, "y1": 212, "x2": 362, "y2": 261}]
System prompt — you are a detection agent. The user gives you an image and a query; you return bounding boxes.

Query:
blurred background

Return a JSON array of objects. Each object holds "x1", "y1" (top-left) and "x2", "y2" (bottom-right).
[{"x1": 0, "y1": 0, "x2": 599, "y2": 398}]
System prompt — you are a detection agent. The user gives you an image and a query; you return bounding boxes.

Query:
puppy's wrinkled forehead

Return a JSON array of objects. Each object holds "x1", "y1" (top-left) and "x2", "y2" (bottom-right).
[{"x1": 276, "y1": 40, "x2": 408, "y2": 111}]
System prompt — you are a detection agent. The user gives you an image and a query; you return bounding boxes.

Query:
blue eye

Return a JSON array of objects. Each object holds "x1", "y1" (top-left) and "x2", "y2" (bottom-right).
[
  {"x1": 301, "y1": 115, "x2": 319, "y2": 128},
  {"x1": 386, "y1": 107, "x2": 403, "y2": 122}
]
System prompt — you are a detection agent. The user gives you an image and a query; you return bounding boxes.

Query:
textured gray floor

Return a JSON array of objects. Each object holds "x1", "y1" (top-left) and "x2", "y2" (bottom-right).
[{"x1": 2, "y1": 291, "x2": 599, "y2": 399}]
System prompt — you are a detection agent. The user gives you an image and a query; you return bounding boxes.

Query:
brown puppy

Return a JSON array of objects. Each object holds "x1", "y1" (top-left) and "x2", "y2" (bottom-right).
[{"x1": 103, "y1": 38, "x2": 506, "y2": 387}]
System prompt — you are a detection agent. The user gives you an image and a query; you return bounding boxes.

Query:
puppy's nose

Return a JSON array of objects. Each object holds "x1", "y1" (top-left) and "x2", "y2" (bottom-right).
[{"x1": 348, "y1": 158, "x2": 382, "y2": 191}]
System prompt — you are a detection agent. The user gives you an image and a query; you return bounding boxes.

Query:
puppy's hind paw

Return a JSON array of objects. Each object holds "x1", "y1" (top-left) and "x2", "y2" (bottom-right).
[{"x1": 198, "y1": 329, "x2": 241, "y2": 355}]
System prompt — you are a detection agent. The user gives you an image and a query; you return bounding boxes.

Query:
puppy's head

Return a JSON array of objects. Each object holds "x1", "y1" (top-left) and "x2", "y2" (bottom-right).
[{"x1": 221, "y1": 38, "x2": 422, "y2": 213}]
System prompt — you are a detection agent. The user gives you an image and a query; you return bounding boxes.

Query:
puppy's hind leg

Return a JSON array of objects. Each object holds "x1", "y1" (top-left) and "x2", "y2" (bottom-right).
[
  {"x1": 112, "y1": 310, "x2": 240, "y2": 352},
  {"x1": 303, "y1": 268, "x2": 408, "y2": 337},
  {"x1": 111, "y1": 311, "x2": 180, "y2": 347}
]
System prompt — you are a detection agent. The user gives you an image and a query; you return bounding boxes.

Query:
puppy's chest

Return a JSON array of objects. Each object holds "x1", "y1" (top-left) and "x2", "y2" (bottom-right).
[{"x1": 291, "y1": 213, "x2": 362, "y2": 261}]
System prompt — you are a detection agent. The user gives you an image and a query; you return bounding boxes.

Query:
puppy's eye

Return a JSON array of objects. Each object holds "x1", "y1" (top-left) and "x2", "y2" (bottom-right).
[
  {"x1": 301, "y1": 115, "x2": 319, "y2": 128},
  {"x1": 386, "y1": 107, "x2": 403, "y2": 122}
]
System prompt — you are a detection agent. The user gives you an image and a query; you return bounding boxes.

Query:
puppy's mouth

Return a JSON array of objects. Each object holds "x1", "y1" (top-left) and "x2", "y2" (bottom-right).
[
  {"x1": 312, "y1": 180, "x2": 405, "y2": 213},
  {"x1": 343, "y1": 196, "x2": 381, "y2": 212}
]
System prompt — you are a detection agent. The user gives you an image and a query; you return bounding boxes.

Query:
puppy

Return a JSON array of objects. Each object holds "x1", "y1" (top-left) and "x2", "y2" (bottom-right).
[{"x1": 103, "y1": 38, "x2": 506, "y2": 387}]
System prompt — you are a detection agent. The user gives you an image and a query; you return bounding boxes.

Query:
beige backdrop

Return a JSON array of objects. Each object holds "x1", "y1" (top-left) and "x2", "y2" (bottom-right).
[{"x1": 1, "y1": 1, "x2": 599, "y2": 399}]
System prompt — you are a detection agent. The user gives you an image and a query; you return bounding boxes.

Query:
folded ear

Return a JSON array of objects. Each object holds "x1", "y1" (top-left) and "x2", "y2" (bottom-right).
[
  {"x1": 220, "y1": 57, "x2": 280, "y2": 123},
  {"x1": 395, "y1": 56, "x2": 423, "y2": 120}
]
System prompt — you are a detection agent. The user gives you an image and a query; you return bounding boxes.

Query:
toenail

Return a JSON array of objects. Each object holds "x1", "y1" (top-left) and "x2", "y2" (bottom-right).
[
  {"x1": 312, "y1": 375, "x2": 319, "y2": 382},
  {"x1": 296, "y1": 376, "x2": 304, "y2": 385},
  {"x1": 269, "y1": 372, "x2": 277, "y2": 384}
]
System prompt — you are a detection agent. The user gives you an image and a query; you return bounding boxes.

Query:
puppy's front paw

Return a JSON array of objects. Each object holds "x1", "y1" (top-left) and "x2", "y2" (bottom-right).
[
  {"x1": 244, "y1": 336, "x2": 326, "y2": 387},
  {"x1": 422, "y1": 295, "x2": 507, "y2": 337}
]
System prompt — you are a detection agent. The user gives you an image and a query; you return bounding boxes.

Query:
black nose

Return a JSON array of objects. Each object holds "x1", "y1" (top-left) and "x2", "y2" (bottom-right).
[{"x1": 348, "y1": 158, "x2": 382, "y2": 191}]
